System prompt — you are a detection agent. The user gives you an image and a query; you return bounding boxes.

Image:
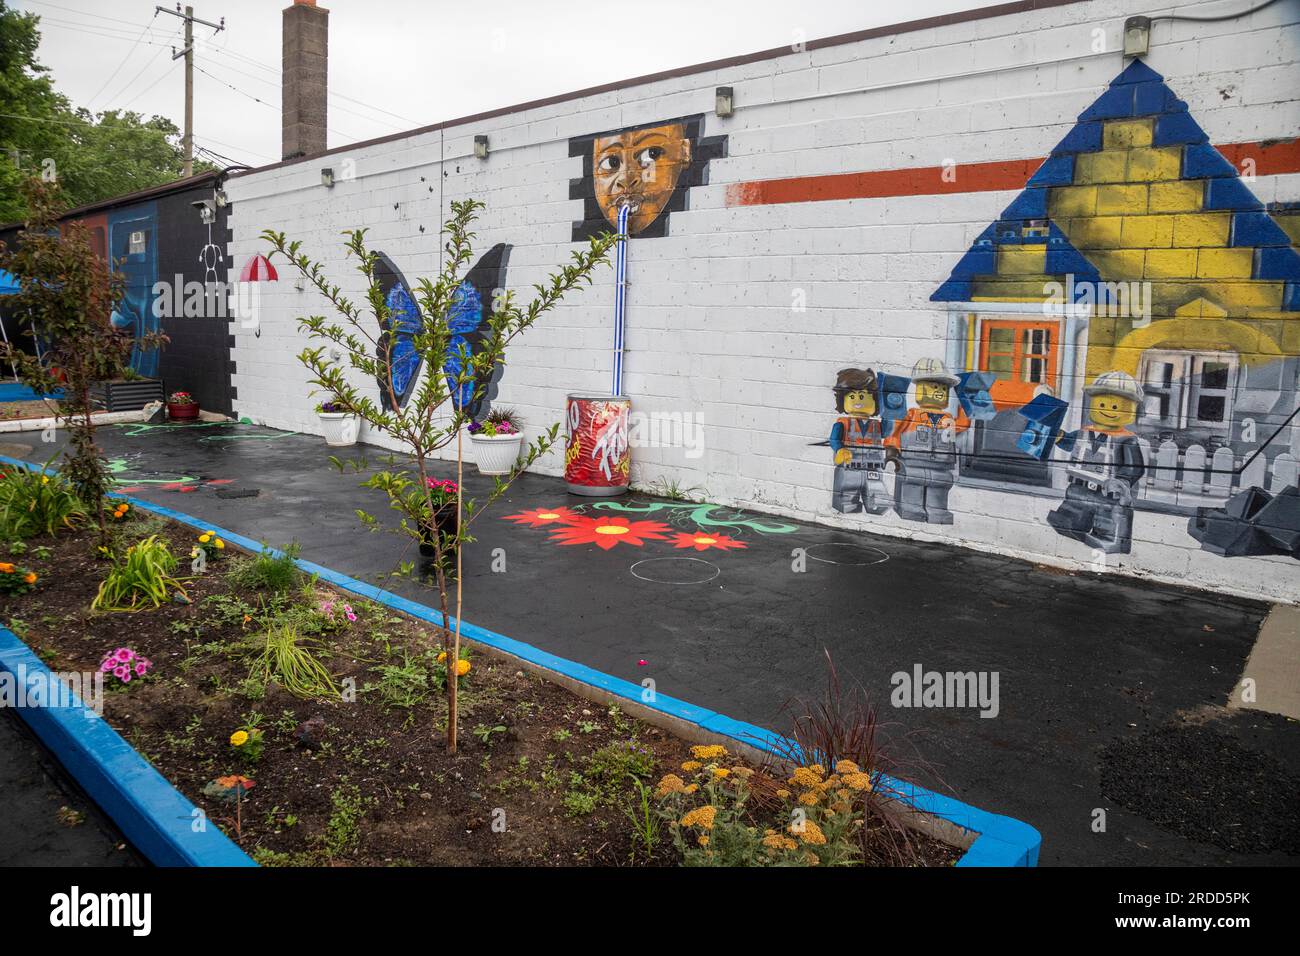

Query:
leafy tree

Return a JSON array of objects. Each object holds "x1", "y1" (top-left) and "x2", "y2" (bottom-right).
[
  {"x1": 0, "y1": 178, "x2": 165, "y2": 544},
  {"x1": 0, "y1": 2, "x2": 213, "y2": 223},
  {"x1": 264, "y1": 201, "x2": 617, "y2": 752}
]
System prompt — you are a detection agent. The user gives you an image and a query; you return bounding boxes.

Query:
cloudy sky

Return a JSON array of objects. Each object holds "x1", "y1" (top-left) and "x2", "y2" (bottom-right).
[{"x1": 16, "y1": 0, "x2": 996, "y2": 169}]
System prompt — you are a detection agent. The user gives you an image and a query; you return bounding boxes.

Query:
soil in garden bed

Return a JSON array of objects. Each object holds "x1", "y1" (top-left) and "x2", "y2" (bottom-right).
[{"x1": 2, "y1": 514, "x2": 962, "y2": 867}]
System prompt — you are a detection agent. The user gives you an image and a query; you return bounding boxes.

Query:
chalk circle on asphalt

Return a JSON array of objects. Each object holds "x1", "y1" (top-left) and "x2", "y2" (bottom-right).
[
  {"x1": 803, "y1": 543, "x2": 889, "y2": 566},
  {"x1": 629, "y1": 557, "x2": 721, "y2": 585}
]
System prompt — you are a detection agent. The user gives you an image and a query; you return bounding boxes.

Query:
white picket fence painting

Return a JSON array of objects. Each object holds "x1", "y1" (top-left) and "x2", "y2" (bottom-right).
[{"x1": 1137, "y1": 438, "x2": 1300, "y2": 508}]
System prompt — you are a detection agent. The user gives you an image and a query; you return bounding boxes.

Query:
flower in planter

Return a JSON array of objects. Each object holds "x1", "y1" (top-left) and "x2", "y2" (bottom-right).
[
  {"x1": 192, "y1": 530, "x2": 226, "y2": 563},
  {"x1": 110, "y1": 501, "x2": 130, "y2": 521},
  {"x1": 0, "y1": 562, "x2": 39, "y2": 595},
  {"x1": 167, "y1": 391, "x2": 197, "y2": 406},
  {"x1": 315, "y1": 396, "x2": 348, "y2": 414},
  {"x1": 423, "y1": 477, "x2": 460, "y2": 505},
  {"x1": 99, "y1": 647, "x2": 152, "y2": 685}
]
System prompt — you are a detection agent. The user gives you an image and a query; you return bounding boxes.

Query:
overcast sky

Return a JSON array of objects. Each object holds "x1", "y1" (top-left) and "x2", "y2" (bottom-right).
[{"x1": 16, "y1": 0, "x2": 997, "y2": 169}]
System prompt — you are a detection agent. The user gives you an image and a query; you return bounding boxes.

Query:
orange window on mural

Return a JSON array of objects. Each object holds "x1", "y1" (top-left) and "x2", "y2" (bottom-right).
[{"x1": 979, "y1": 320, "x2": 1059, "y2": 405}]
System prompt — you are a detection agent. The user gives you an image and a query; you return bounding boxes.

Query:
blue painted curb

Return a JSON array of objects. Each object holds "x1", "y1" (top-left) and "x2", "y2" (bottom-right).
[
  {"x1": 0, "y1": 626, "x2": 256, "y2": 867},
  {"x1": 1, "y1": 453, "x2": 1041, "y2": 866}
]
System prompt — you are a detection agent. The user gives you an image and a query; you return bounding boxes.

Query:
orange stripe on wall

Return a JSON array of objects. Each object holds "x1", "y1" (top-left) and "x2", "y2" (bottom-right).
[{"x1": 724, "y1": 139, "x2": 1300, "y2": 207}]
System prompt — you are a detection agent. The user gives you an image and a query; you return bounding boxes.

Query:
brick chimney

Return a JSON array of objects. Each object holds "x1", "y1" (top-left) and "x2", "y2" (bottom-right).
[{"x1": 282, "y1": 0, "x2": 328, "y2": 160}]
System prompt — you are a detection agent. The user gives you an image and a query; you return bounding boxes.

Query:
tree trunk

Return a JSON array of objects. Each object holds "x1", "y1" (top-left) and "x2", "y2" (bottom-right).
[{"x1": 448, "y1": 428, "x2": 463, "y2": 754}]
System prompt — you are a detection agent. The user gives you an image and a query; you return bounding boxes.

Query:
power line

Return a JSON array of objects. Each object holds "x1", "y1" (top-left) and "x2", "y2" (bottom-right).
[
  {"x1": 86, "y1": 9, "x2": 161, "y2": 110},
  {"x1": 192, "y1": 59, "x2": 364, "y2": 142}
]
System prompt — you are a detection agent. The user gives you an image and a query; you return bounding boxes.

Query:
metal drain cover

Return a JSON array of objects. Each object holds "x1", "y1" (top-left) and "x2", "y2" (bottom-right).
[{"x1": 215, "y1": 488, "x2": 261, "y2": 499}]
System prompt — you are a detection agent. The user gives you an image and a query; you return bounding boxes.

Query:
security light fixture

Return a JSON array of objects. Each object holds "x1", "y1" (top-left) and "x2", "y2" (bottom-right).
[
  {"x1": 474, "y1": 135, "x2": 489, "y2": 160},
  {"x1": 191, "y1": 198, "x2": 216, "y2": 224},
  {"x1": 214, "y1": 187, "x2": 229, "y2": 208},
  {"x1": 1123, "y1": 16, "x2": 1151, "y2": 57},
  {"x1": 715, "y1": 86, "x2": 735, "y2": 118},
  {"x1": 321, "y1": 167, "x2": 335, "y2": 188}
]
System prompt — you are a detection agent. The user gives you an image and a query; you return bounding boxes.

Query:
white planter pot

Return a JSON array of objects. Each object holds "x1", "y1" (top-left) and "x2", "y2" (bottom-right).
[
  {"x1": 319, "y1": 412, "x2": 361, "y2": 446},
  {"x1": 470, "y1": 433, "x2": 524, "y2": 475}
]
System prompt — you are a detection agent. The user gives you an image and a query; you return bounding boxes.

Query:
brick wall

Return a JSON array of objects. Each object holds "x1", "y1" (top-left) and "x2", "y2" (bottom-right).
[{"x1": 224, "y1": 0, "x2": 1300, "y2": 602}]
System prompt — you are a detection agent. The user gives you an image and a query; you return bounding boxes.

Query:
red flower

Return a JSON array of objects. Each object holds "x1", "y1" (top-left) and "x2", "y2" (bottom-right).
[
  {"x1": 504, "y1": 506, "x2": 582, "y2": 528},
  {"x1": 547, "y1": 515, "x2": 670, "y2": 550},
  {"x1": 670, "y1": 531, "x2": 747, "y2": 552}
]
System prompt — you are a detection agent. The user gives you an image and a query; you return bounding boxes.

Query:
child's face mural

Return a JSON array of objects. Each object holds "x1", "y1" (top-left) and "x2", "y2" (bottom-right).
[
  {"x1": 592, "y1": 123, "x2": 692, "y2": 235},
  {"x1": 842, "y1": 389, "x2": 877, "y2": 418},
  {"x1": 1086, "y1": 393, "x2": 1138, "y2": 430}
]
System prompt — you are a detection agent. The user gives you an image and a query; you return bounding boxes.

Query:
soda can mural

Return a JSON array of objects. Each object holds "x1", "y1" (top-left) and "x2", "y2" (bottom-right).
[{"x1": 565, "y1": 395, "x2": 630, "y2": 497}]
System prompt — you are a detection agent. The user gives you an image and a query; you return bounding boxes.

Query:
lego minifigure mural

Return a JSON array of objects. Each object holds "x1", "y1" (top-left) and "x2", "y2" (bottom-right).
[
  {"x1": 569, "y1": 115, "x2": 726, "y2": 241},
  {"x1": 829, "y1": 368, "x2": 892, "y2": 515},
  {"x1": 885, "y1": 360, "x2": 970, "y2": 525},
  {"x1": 1045, "y1": 372, "x2": 1147, "y2": 554}
]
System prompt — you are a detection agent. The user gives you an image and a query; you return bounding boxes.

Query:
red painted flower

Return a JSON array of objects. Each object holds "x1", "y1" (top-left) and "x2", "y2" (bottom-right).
[
  {"x1": 671, "y1": 531, "x2": 747, "y2": 552},
  {"x1": 505, "y1": 506, "x2": 582, "y2": 528},
  {"x1": 547, "y1": 515, "x2": 670, "y2": 550}
]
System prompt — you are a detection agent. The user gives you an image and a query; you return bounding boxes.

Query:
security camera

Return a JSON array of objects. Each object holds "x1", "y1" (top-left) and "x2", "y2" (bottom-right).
[{"x1": 191, "y1": 198, "x2": 216, "y2": 224}]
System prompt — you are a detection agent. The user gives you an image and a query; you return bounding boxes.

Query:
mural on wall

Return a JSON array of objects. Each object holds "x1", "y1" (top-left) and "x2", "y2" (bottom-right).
[
  {"x1": 569, "y1": 115, "x2": 726, "y2": 241},
  {"x1": 829, "y1": 367, "x2": 892, "y2": 516},
  {"x1": 374, "y1": 245, "x2": 511, "y2": 417},
  {"x1": 106, "y1": 204, "x2": 160, "y2": 378},
  {"x1": 823, "y1": 60, "x2": 1300, "y2": 560}
]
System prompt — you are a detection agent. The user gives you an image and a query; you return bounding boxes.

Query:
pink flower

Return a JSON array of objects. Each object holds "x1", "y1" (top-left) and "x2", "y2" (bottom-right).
[
  {"x1": 113, "y1": 665, "x2": 128, "y2": 680},
  {"x1": 100, "y1": 660, "x2": 114, "y2": 672},
  {"x1": 345, "y1": 609, "x2": 357, "y2": 623},
  {"x1": 134, "y1": 663, "x2": 148, "y2": 676},
  {"x1": 115, "y1": 648, "x2": 132, "y2": 662},
  {"x1": 120, "y1": 670, "x2": 132, "y2": 683}
]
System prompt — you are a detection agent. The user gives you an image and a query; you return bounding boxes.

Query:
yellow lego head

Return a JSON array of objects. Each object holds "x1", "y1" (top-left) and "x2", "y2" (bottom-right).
[
  {"x1": 915, "y1": 381, "x2": 950, "y2": 410},
  {"x1": 843, "y1": 389, "x2": 877, "y2": 417},
  {"x1": 1086, "y1": 393, "x2": 1138, "y2": 430}
]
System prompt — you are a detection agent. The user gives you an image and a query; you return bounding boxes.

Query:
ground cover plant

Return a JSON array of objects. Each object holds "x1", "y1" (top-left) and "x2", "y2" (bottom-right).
[{"x1": 0, "y1": 491, "x2": 961, "y2": 867}]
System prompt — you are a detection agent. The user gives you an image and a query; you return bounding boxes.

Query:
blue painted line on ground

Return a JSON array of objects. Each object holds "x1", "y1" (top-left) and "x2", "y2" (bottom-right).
[
  {"x1": 0, "y1": 626, "x2": 256, "y2": 867},
  {"x1": 0, "y1": 453, "x2": 1042, "y2": 866}
]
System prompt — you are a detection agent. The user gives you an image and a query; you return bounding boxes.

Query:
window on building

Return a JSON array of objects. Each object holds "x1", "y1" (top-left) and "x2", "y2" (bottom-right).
[
  {"x1": 128, "y1": 230, "x2": 146, "y2": 255},
  {"x1": 1138, "y1": 350, "x2": 1238, "y2": 431}
]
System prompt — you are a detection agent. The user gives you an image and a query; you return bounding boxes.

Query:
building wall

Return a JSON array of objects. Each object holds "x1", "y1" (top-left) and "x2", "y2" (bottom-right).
[{"x1": 224, "y1": 0, "x2": 1300, "y2": 602}]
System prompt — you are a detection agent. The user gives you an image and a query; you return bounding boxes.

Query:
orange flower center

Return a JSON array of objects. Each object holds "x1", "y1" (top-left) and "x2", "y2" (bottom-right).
[{"x1": 595, "y1": 525, "x2": 629, "y2": 536}]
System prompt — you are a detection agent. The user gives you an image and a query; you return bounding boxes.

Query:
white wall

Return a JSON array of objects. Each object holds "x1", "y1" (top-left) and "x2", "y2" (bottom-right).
[{"x1": 224, "y1": 0, "x2": 1300, "y2": 603}]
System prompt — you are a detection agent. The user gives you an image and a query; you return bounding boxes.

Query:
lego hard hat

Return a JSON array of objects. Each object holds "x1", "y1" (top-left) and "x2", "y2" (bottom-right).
[
  {"x1": 911, "y1": 357, "x2": 959, "y2": 386},
  {"x1": 1083, "y1": 370, "x2": 1144, "y2": 403}
]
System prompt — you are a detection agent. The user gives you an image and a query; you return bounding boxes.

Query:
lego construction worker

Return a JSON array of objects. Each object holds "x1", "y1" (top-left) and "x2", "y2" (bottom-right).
[
  {"x1": 886, "y1": 358, "x2": 970, "y2": 524},
  {"x1": 829, "y1": 367, "x2": 890, "y2": 515},
  {"x1": 1046, "y1": 371, "x2": 1146, "y2": 555}
]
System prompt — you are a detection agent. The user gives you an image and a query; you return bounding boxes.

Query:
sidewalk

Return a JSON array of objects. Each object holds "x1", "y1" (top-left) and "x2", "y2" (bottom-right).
[{"x1": 10, "y1": 420, "x2": 1300, "y2": 866}]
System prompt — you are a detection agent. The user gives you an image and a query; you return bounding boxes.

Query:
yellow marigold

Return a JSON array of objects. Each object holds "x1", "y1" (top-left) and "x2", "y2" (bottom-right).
[
  {"x1": 655, "y1": 774, "x2": 687, "y2": 797},
  {"x1": 680, "y1": 805, "x2": 718, "y2": 830},
  {"x1": 680, "y1": 760, "x2": 702, "y2": 772},
  {"x1": 198, "y1": 533, "x2": 211, "y2": 543},
  {"x1": 0, "y1": 563, "x2": 14, "y2": 573},
  {"x1": 437, "y1": 651, "x2": 447, "y2": 662},
  {"x1": 684, "y1": 784, "x2": 699, "y2": 794},
  {"x1": 23, "y1": 572, "x2": 36, "y2": 585},
  {"x1": 842, "y1": 772, "x2": 874, "y2": 792},
  {"x1": 230, "y1": 730, "x2": 250, "y2": 747},
  {"x1": 790, "y1": 766, "x2": 823, "y2": 788},
  {"x1": 835, "y1": 759, "x2": 861, "y2": 775},
  {"x1": 214, "y1": 539, "x2": 225, "y2": 550},
  {"x1": 455, "y1": 659, "x2": 471, "y2": 676},
  {"x1": 697, "y1": 835, "x2": 710, "y2": 847},
  {"x1": 798, "y1": 791, "x2": 819, "y2": 806},
  {"x1": 690, "y1": 744, "x2": 728, "y2": 760},
  {"x1": 712, "y1": 768, "x2": 730, "y2": 779},
  {"x1": 791, "y1": 820, "x2": 827, "y2": 845}
]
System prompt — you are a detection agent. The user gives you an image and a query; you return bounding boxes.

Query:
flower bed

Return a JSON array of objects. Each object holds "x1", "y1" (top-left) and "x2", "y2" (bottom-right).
[{"x1": 1, "y1": 506, "x2": 965, "y2": 866}]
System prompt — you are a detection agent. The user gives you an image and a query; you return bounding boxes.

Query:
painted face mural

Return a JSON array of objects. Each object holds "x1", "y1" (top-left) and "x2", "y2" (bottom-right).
[{"x1": 570, "y1": 115, "x2": 726, "y2": 241}]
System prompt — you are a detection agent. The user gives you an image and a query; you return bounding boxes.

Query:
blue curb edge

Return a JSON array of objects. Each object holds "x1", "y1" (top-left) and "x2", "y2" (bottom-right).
[
  {"x1": 0, "y1": 454, "x2": 1040, "y2": 867},
  {"x1": 0, "y1": 626, "x2": 256, "y2": 867}
]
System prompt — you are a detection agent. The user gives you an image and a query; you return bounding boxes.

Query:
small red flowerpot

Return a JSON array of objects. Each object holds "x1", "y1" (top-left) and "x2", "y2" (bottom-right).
[{"x1": 167, "y1": 402, "x2": 200, "y2": 421}]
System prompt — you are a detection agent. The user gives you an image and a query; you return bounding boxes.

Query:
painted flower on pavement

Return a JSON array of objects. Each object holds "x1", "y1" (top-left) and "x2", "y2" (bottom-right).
[
  {"x1": 547, "y1": 515, "x2": 670, "y2": 550},
  {"x1": 670, "y1": 531, "x2": 747, "y2": 552},
  {"x1": 504, "y1": 506, "x2": 582, "y2": 528}
]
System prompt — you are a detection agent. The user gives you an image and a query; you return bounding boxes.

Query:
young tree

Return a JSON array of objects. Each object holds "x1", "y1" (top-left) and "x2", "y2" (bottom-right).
[
  {"x1": 0, "y1": 178, "x2": 162, "y2": 545},
  {"x1": 264, "y1": 200, "x2": 617, "y2": 752}
]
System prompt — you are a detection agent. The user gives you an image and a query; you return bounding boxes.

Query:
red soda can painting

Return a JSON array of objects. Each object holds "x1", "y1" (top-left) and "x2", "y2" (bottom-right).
[{"x1": 565, "y1": 395, "x2": 630, "y2": 496}]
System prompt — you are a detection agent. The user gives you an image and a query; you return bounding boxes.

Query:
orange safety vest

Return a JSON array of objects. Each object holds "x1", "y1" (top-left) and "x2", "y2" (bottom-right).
[{"x1": 836, "y1": 416, "x2": 883, "y2": 447}]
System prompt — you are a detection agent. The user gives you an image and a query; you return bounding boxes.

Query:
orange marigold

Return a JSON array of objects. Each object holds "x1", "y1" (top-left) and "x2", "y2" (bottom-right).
[
  {"x1": 791, "y1": 820, "x2": 827, "y2": 845},
  {"x1": 842, "y1": 772, "x2": 874, "y2": 791},
  {"x1": 680, "y1": 805, "x2": 718, "y2": 830},
  {"x1": 655, "y1": 774, "x2": 687, "y2": 797}
]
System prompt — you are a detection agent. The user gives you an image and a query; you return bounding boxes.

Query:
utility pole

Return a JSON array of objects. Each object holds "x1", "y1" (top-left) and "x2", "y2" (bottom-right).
[{"x1": 156, "y1": 4, "x2": 224, "y2": 178}]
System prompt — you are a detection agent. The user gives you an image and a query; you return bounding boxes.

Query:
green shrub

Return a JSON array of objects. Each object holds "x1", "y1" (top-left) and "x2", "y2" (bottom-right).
[
  {"x1": 249, "y1": 623, "x2": 338, "y2": 699},
  {"x1": 91, "y1": 535, "x2": 186, "y2": 612},
  {"x1": 227, "y1": 542, "x2": 302, "y2": 592},
  {"x1": 0, "y1": 466, "x2": 87, "y2": 539}
]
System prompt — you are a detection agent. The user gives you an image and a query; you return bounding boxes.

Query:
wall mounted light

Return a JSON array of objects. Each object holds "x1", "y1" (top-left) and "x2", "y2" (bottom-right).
[
  {"x1": 1123, "y1": 16, "x2": 1150, "y2": 57},
  {"x1": 321, "y1": 167, "x2": 335, "y2": 188},
  {"x1": 715, "y1": 86, "x2": 734, "y2": 118},
  {"x1": 214, "y1": 187, "x2": 229, "y2": 208},
  {"x1": 474, "y1": 135, "x2": 489, "y2": 160},
  {"x1": 191, "y1": 198, "x2": 216, "y2": 224}
]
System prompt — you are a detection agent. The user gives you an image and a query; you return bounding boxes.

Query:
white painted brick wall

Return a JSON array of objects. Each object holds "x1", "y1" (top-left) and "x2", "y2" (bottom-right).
[{"x1": 224, "y1": 0, "x2": 1300, "y2": 603}]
